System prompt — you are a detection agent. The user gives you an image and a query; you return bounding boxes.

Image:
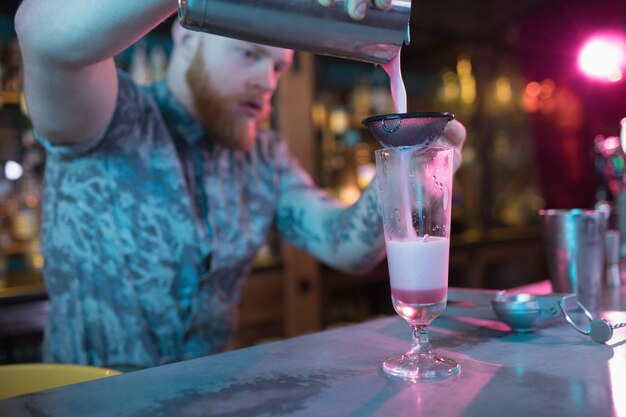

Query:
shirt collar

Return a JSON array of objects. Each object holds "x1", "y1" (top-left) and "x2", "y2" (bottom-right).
[{"x1": 151, "y1": 78, "x2": 206, "y2": 147}]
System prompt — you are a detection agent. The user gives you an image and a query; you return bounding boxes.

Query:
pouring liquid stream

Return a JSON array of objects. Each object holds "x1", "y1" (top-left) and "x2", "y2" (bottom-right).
[
  {"x1": 382, "y1": 53, "x2": 421, "y2": 241},
  {"x1": 382, "y1": 52, "x2": 407, "y2": 114}
]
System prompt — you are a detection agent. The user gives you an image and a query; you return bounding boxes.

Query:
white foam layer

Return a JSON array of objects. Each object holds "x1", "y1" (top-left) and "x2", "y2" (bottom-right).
[{"x1": 385, "y1": 237, "x2": 450, "y2": 290}]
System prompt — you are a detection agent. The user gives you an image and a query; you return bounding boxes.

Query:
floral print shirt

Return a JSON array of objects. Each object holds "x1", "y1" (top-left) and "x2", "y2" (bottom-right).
[{"x1": 36, "y1": 71, "x2": 313, "y2": 369}]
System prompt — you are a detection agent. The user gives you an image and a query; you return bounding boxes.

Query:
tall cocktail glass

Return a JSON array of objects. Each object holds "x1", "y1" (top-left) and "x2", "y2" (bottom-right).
[{"x1": 375, "y1": 145, "x2": 460, "y2": 381}]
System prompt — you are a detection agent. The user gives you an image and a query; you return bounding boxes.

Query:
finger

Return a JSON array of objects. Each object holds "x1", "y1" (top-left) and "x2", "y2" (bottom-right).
[
  {"x1": 452, "y1": 147, "x2": 463, "y2": 173},
  {"x1": 439, "y1": 136, "x2": 463, "y2": 173},
  {"x1": 440, "y1": 120, "x2": 466, "y2": 173},
  {"x1": 345, "y1": 0, "x2": 370, "y2": 20},
  {"x1": 373, "y1": 0, "x2": 392, "y2": 11},
  {"x1": 317, "y1": 0, "x2": 333, "y2": 7},
  {"x1": 441, "y1": 119, "x2": 466, "y2": 148}
]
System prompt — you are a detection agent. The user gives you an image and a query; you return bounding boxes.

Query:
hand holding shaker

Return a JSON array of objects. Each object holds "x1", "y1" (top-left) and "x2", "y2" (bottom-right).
[{"x1": 178, "y1": 0, "x2": 412, "y2": 64}]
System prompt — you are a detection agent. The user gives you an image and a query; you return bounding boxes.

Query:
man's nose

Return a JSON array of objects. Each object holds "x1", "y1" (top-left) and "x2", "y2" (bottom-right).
[{"x1": 250, "y1": 62, "x2": 278, "y2": 93}]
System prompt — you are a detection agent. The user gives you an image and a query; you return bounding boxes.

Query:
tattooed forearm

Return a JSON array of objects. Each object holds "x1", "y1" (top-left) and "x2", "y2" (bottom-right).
[
  {"x1": 276, "y1": 206, "x2": 321, "y2": 251},
  {"x1": 278, "y1": 180, "x2": 385, "y2": 273},
  {"x1": 323, "y1": 187, "x2": 382, "y2": 250},
  {"x1": 323, "y1": 206, "x2": 355, "y2": 251},
  {"x1": 356, "y1": 187, "x2": 383, "y2": 247}
]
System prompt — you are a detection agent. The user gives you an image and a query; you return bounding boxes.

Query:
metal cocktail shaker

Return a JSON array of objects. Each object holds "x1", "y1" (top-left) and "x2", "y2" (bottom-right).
[
  {"x1": 178, "y1": 0, "x2": 412, "y2": 64},
  {"x1": 540, "y1": 209, "x2": 608, "y2": 313}
]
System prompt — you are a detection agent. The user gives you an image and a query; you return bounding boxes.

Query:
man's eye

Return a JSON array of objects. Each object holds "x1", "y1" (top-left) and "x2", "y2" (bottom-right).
[{"x1": 243, "y1": 50, "x2": 259, "y2": 60}]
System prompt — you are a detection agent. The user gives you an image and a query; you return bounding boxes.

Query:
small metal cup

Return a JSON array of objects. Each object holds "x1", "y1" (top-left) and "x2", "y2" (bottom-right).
[
  {"x1": 491, "y1": 293, "x2": 541, "y2": 333},
  {"x1": 539, "y1": 209, "x2": 608, "y2": 313},
  {"x1": 178, "y1": 0, "x2": 412, "y2": 64}
]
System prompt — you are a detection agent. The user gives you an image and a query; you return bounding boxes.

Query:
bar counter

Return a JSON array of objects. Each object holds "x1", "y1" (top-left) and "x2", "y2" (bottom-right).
[{"x1": 1, "y1": 281, "x2": 625, "y2": 417}]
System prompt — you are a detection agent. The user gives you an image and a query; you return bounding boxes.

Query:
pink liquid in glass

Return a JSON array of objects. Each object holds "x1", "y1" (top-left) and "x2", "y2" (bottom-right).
[{"x1": 391, "y1": 287, "x2": 447, "y2": 305}]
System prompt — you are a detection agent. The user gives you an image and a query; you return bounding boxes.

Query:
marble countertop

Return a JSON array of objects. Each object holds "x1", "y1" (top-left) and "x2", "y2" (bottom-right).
[{"x1": 1, "y1": 281, "x2": 625, "y2": 417}]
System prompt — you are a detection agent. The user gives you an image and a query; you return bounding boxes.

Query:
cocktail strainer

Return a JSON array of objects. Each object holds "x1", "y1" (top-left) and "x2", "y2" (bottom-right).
[
  {"x1": 447, "y1": 288, "x2": 626, "y2": 344},
  {"x1": 362, "y1": 112, "x2": 454, "y2": 148}
]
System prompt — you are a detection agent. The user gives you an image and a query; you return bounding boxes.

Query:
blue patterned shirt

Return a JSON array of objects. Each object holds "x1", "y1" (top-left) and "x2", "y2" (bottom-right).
[{"x1": 37, "y1": 71, "x2": 313, "y2": 369}]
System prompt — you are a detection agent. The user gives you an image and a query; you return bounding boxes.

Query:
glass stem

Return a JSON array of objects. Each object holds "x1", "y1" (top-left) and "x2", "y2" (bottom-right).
[{"x1": 409, "y1": 325, "x2": 433, "y2": 355}]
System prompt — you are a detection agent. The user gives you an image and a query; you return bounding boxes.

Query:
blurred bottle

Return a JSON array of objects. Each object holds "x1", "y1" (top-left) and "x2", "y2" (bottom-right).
[
  {"x1": 130, "y1": 39, "x2": 150, "y2": 85},
  {"x1": 350, "y1": 78, "x2": 373, "y2": 119},
  {"x1": 8, "y1": 163, "x2": 41, "y2": 243},
  {"x1": 0, "y1": 196, "x2": 8, "y2": 289},
  {"x1": 4, "y1": 40, "x2": 23, "y2": 92},
  {"x1": 605, "y1": 230, "x2": 621, "y2": 287},
  {"x1": 149, "y1": 43, "x2": 168, "y2": 82}
]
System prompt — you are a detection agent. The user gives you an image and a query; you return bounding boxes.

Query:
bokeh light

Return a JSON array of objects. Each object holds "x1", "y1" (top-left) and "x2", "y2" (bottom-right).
[
  {"x1": 5, "y1": 160, "x2": 23, "y2": 180},
  {"x1": 578, "y1": 33, "x2": 626, "y2": 82}
]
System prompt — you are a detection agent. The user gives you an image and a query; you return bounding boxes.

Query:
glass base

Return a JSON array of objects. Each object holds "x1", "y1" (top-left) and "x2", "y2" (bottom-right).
[{"x1": 382, "y1": 352, "x2": 460, "y2": 382}]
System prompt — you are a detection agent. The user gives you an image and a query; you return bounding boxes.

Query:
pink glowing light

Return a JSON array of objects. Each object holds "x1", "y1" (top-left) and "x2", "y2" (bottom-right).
[
  {"x1": 578, "y1": 34, "x2": 626, "y2": 82},
  {"x1": 603, "y1": 136, "x2": 620, "y2": 152}
]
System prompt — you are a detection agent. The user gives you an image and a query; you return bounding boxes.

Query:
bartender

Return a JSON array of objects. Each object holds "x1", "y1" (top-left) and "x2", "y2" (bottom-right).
[{"x1": 14, "y1": 0, "x2": 467, "y2": 370}]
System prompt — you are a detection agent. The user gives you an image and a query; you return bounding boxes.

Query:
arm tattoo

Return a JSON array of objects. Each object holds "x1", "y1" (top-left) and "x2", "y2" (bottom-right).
[
  {"x1": 324, "y1": 207, "x2": 354, "y2": 252},
  {"x1": 323, "y1": 188, "x2": 383, "y2": 251},
  {"x1": 356, "y1": 190, "x2": 383, "y2": 247},
  {"x1": 277, "y1": 206, "x2": 321, "y2": 251}
]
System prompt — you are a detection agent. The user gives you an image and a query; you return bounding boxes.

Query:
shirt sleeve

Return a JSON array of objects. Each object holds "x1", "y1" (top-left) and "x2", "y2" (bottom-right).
[
  {"x1": 270, "y1": 132, "x2": 315, "y2": 192},
  {"x1": 35, "y1": 70, "x2": 147, "y2": 158}
]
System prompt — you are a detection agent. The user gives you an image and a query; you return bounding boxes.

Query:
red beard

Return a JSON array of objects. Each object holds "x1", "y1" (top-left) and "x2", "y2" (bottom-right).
[{"x1": 185, "y1": 48, "x2": 269, "y2": 151}]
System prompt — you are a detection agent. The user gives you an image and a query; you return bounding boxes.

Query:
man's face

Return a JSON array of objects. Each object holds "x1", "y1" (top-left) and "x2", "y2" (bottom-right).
[{"x1": 185, "y1": 36, "x2": 293, "y2": 151}]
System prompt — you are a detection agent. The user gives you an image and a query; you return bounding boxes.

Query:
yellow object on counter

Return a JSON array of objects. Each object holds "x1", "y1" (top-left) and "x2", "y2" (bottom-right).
[{"x1": 0, "y1": 363, "x2": 121, "y2": 399}]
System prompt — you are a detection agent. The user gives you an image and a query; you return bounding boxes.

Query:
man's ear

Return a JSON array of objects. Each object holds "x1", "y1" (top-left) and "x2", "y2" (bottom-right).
[{"x1": 171, "y1": 21, "x2": 200, "y2": 61}]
